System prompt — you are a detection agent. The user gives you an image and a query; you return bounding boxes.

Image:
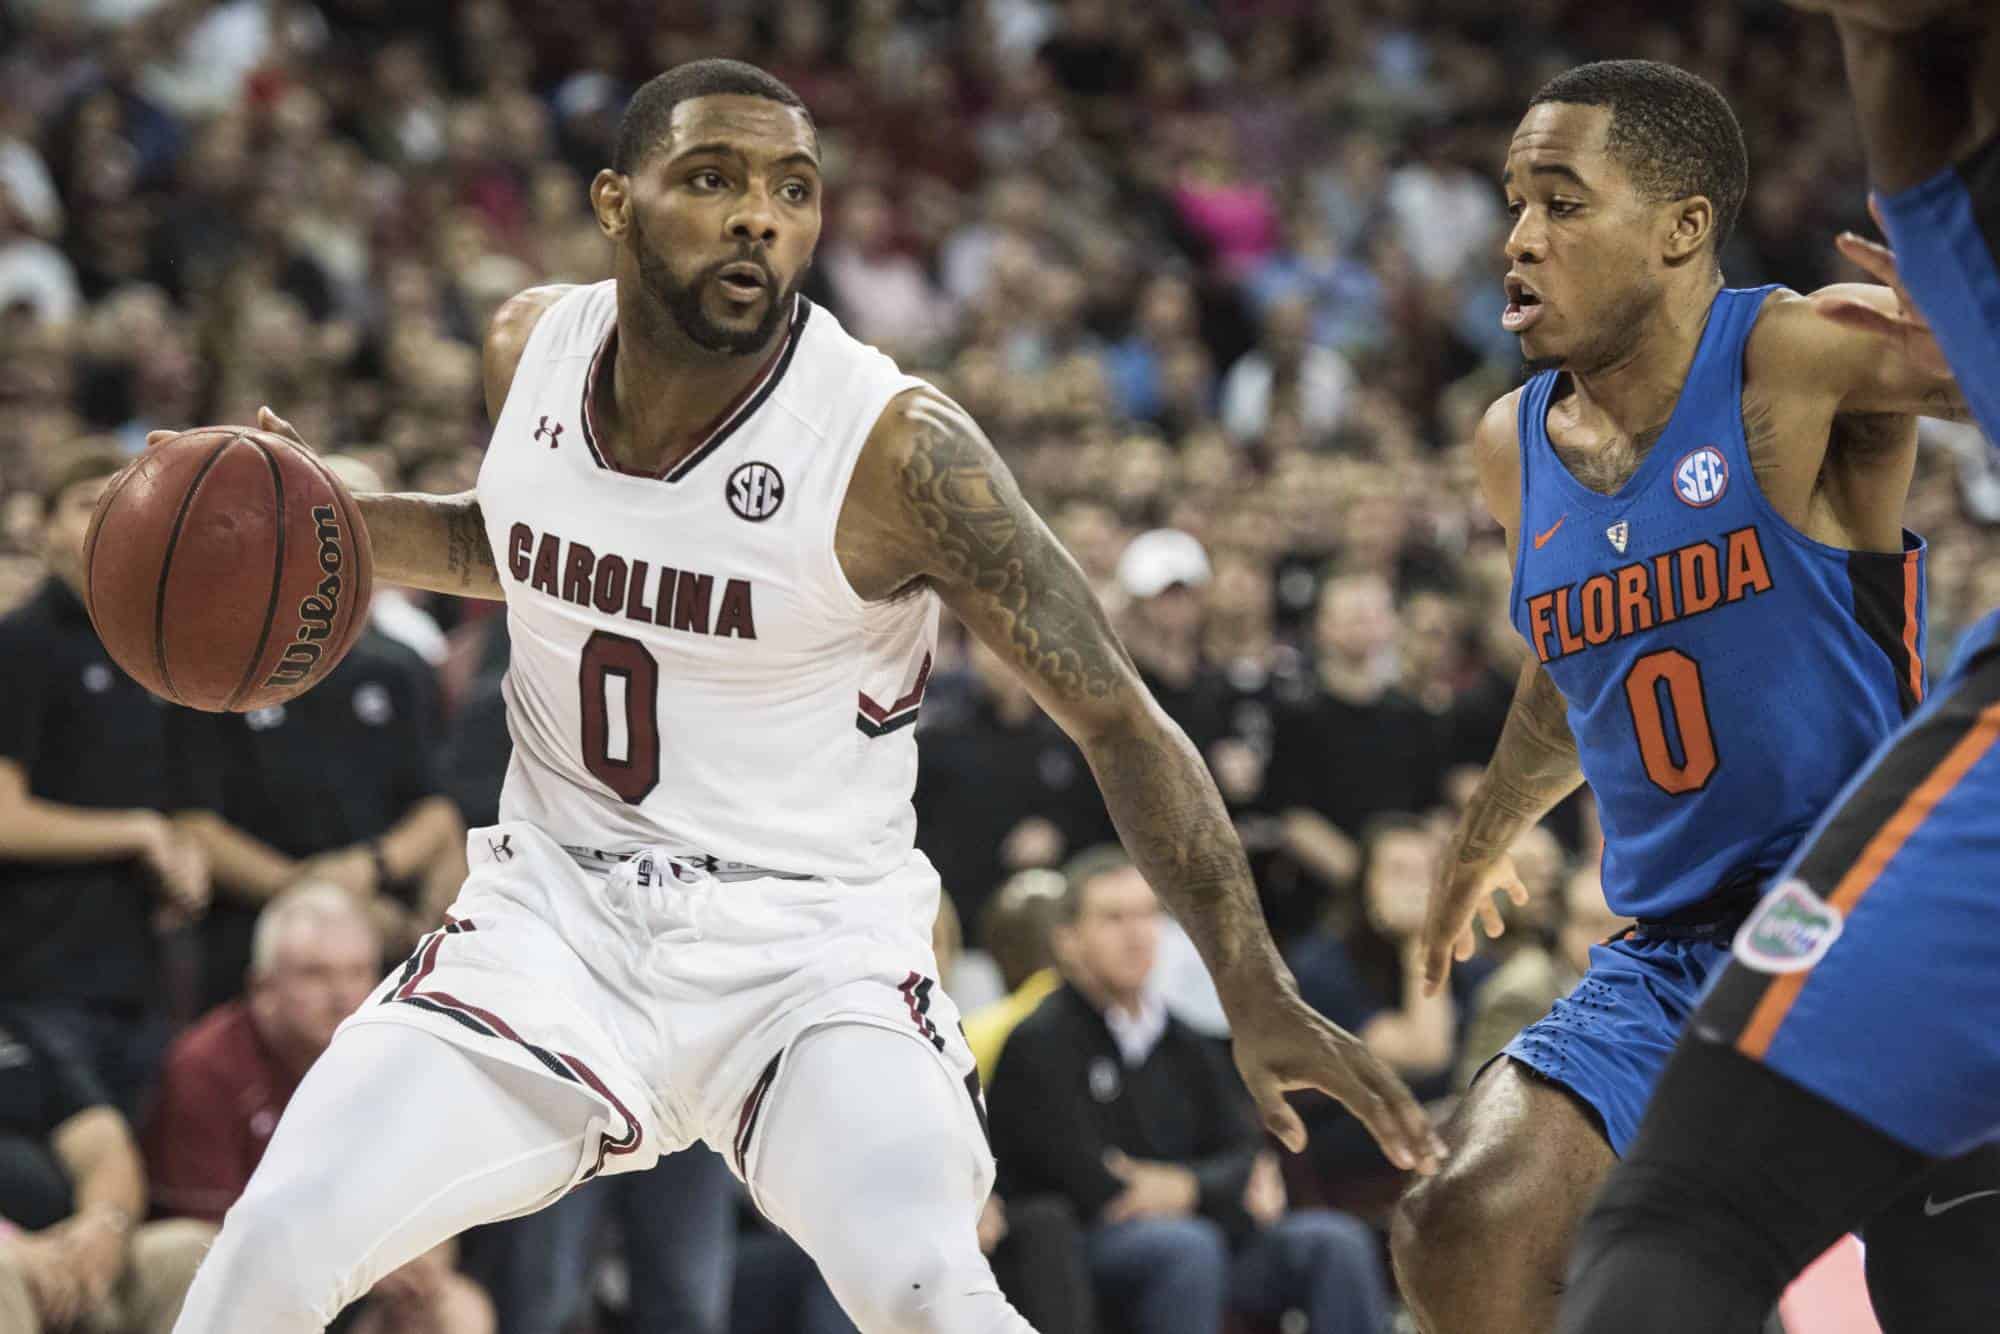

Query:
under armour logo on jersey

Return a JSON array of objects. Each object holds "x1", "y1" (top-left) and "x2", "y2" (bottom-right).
[
  {"x1": 1606, "y1": 521, "x2": 1630, "y2": 553},
  {"x1": 488, "y1": 833, "x2": 514, "y2": 862},
  {"x1": 726, "y1": 461, "x2": 785, "y2": 521},
  {"x1": 535, "y1": 416, "x2": 565, "y2": 447}
]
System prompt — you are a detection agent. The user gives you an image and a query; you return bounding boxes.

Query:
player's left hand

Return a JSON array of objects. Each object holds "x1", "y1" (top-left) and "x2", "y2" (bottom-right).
[
  {"x1": 1818, "y1": 199, "x2": 1954, "y2": 380},
  {"x1": 1226, "y1": 983, "x2": 1444, "y2": 1173}
]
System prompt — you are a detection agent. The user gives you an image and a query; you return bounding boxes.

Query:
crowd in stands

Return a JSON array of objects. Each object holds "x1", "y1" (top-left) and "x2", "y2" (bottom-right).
[{"x1": 2, "y1": 0, "x2": 1996, "y2": 1331}]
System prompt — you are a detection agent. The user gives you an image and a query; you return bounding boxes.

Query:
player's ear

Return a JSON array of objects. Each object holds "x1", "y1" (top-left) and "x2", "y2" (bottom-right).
[
  {"x1": 590, "y1": 170, "x2": 632, "y2": 240},
  {"x1": 1664, "y1": 195, "x2": 1714, "y2": 265}
]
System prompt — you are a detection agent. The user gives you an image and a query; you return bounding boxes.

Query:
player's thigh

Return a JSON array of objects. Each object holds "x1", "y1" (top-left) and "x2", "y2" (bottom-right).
[
  {"x1": 745, "y1": 1024, "x2": 996, "y2": 1324},
  {"x1": 227, "y1": 1023, "x2": 610, "y2": 1274},
  {"x1": 1699, "y1": 644, "x2": 2000, "y2": 1160}
]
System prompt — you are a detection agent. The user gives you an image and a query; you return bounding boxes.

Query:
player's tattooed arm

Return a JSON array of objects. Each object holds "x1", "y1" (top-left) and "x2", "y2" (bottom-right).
[
  {"x1": 352, "y1": 491, "x2": 505, "y2": 600},
  {"x1": 869, "y1": 391, "x2": 1276, "y2": 987},
  {"x1": 1453, "y1": 660, "x2": 1583, "y2": 867},
  {"x1": 248, "y1": 407, "x2": 504, "y2": 599},
  {"x1": 843, "y1": 388, "x2": 1442, "y2": 1170}
]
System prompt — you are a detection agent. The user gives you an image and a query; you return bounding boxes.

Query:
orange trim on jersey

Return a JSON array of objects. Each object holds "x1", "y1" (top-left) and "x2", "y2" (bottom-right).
[
  {"x1": 1903, "y1": 549, "x2": 1924, "y2": 705},
  {"x1": 1736, "y1": 699, "x2": 2000, "y2": 1061}
]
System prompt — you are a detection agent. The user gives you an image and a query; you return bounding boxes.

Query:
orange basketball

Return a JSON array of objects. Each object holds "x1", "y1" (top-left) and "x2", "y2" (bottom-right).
[{"x1": 83, "y1": 427, "x2": 374, "y2": 712}]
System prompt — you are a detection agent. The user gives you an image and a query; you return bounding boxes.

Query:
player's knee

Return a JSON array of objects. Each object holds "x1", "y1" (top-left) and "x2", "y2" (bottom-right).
[
  {"x1": 837, "y1": 1238, "x2": 1012, "y2": 1334},
  {"x1": 205, "y1": 1179, "x2": 355, "y2": 1319},
  {"x1": 1390, "y1": 1159, "x2": 1499, "y2": 1298}
]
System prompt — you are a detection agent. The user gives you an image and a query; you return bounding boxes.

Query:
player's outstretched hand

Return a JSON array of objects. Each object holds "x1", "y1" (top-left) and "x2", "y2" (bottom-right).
[
  {"x1": 1421, "y1": 847, "x2": 1528, "y2": 997},
  {"x1": 1817, "y1": 200, "x2": 1954, "y2": 381},
  {"x1": 1229, "y1": 985, "x2": 1444, "y2": 1174}
]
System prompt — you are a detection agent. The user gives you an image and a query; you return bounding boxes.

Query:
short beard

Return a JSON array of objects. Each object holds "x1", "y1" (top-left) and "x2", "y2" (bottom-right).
[{"x1": 631, "y1": 213, "x2": 803, "y2": 355}]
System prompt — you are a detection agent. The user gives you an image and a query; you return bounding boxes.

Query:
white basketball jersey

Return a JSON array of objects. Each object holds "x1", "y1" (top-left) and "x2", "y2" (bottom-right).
[{"x1": 478, "y1": 282, "x2": 937, "y2": 880}]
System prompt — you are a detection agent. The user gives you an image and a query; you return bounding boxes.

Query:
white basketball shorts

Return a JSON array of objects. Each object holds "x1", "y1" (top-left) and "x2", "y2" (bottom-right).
[{"x1": 338, "y1": 821, "x2": 985, "y2": 1202}]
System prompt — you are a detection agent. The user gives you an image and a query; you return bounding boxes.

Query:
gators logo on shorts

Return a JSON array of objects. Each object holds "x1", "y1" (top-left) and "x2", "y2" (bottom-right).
[{"x1": 1733, "y1": 880, "x2": 1844, "y2": 974}]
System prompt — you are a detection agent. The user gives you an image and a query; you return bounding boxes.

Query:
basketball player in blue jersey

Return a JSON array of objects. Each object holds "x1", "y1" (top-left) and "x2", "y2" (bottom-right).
[
  {"x1": 1388, "y1": 58, "x2": 1995, "y2": 1334},
  {"x1": 1562, "y1": 7, "x2": 2000, "y2": 1331}
]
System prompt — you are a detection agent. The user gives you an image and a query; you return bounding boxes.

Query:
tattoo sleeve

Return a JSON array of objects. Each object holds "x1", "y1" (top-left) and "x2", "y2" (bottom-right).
[
  {"x1": 896, "y1": 395, "x2": 1287, "y2": 991},
  {"x1": 354, "y1": 491, "x2": 504, "y2": 600},
  {"x1": 1454, "y1": 660, "x2": 1585, "y2": 866}
]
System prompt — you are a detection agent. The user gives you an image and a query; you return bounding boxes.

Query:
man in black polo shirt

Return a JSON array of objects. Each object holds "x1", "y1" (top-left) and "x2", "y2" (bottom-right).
[
  {"x1": 187, "y1": 621, "x2": 467, "y2": 1011},
  {"x1": 0, "y1": 449, "x2": 214, "y2": 1118},
  {"x1": 987, "y1": 848, "x2": 1392, "y2": 1334}
]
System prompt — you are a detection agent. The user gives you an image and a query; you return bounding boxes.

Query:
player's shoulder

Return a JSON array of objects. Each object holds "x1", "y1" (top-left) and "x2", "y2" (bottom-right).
[
  {"x1": 1470, "y1": 388, "x2": 1525, "y2": 533},
  {"x1": 1742, "y1": 284, "x2": 1868, "y2": 391},
  {"x1": 482, "y1": 284, "x2": 581, "y2": 412}
]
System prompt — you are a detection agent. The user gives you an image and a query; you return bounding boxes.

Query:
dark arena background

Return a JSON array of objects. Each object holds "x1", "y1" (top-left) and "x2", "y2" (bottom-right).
[{"x1": 0, "y1": 1, "x2": 1990, "y2": 1331}]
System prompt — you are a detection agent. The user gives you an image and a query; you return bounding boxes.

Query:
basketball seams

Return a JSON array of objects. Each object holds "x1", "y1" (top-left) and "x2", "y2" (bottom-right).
[
  {"x1": 225, "y1": 440, "x2": 290, "y2": 711},
  {"x1": 151, "y1": 433, "x2": 244, "y2": 706},
  {"x1": 82, "y1": 455, "x2": 147, "y2": 645}
]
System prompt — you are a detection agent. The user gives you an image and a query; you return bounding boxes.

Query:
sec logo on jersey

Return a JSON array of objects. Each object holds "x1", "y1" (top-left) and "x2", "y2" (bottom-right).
[
  {"x1": 727, "y1": 462, "x2": 786, "y2": 521},
  {"x1": 1674, "y1": 445, "x2": 1729, "y2": 507}
]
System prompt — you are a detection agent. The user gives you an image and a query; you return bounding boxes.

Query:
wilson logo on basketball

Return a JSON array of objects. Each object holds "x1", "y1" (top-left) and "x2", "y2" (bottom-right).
[
  {"x1": 265, "y1": 506, "x2": 346, "y2": 688},
  {"x1": 1674, "y1": 445, "x2": 1729, "y2": 507},
  {"x1": 726, "y1": 462, "x2": 785, "y2": 521}
]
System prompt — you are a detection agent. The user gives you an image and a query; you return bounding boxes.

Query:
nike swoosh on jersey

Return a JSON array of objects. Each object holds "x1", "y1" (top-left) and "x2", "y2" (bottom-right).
[
  {"x1": 1924, "y1": 1189, "x2": 2000, "y2": 1217},
  {"x1": 1533, "y1": 515, "x2": 1567, "y2": 549}
]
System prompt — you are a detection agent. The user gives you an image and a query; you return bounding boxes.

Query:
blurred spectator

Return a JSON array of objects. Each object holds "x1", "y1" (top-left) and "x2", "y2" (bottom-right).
[
  {"x1": 1218, "y1": 295, "x2": 1355, "y2": 447},
  {"x1": 183, "y1": 620, "x2": 466, "y2": 1011},
  {"x1": 0, "y1": 449, "x2": 216, "y2": 1118},
  {"x1": 989, "y1": 850, "x2": 1391, "y2": 1334},
  {"x1": 965, "y1": 868, "x2": 1069, "y2": 1084},
  {"x1": 473, "y1": 1148, "x2": 732, "y2": 1334},
  {"x1": 0, "y1": 179, "x2": 79, "y2": 325},
  {"x1": 0, "y1": 1012, "x2": 210, "y2": 1334},
  {"x1": 915, "y1": 639, "x2": 1116, "y2": 944},
  {"x1": 144, "y1": 884, "x2": 492, "y2": 1334},
  {"x1": 1268, "y1": 573, "x2": 1447, "y2": 909},
  {"x1": 820, "y1": 184, "x2": 953, "y2": 358},
  {"x1": 1114, "y1": 528, "x2": 1235, "y2": 756},
  {"x1": 1287, "y1": 816, "x2": 1491, "y2": 1098}
]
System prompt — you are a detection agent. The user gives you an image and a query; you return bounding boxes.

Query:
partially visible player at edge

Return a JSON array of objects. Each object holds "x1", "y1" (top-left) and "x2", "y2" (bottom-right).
[
  {"x1": 164, "y1": 59, "x2": 1439, "y2": 1334},
  {"x1": 1563, "y1": 5, "x2": 2000, "y2": 1331},
  {"x1": 1387, "y1": 57, "x2": 2000, "y2": 1334}
]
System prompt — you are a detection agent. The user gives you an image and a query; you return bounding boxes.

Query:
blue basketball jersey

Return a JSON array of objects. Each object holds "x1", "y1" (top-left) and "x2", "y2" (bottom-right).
[{"x1": 1510, "y1": 286, "x2": 1927, "y2": 919}]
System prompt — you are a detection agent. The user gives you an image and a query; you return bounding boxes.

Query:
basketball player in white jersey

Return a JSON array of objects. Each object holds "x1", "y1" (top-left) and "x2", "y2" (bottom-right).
[{"x1": 169, "y1": 60, "x2": 1440, "y2": 1333}]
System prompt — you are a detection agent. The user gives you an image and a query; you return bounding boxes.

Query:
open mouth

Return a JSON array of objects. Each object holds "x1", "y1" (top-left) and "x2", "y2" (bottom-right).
[
  {"x1": 717, "y1": 263, "x2": 769, "y2": 299},
  {"x1": 1501, "y1": 274, "x2": 1544, "y2": 334}
]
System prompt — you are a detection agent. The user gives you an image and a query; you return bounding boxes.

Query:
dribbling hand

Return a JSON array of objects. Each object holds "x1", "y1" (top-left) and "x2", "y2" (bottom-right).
[{"x1": 1419, "y1": 850, "x2": 1529, "y2": 997}]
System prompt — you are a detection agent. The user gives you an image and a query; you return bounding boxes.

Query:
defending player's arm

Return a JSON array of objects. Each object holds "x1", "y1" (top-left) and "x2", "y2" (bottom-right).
[
  {"x1": 257, "y1": 287, "x2": 576, "y2": 601},
  {"x1": 847, "y1": 387, "x2": 1441, "y2": 1173},
  {"x1": 1422, "y1": 395, "x2": 1584, "y2": 993}
]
